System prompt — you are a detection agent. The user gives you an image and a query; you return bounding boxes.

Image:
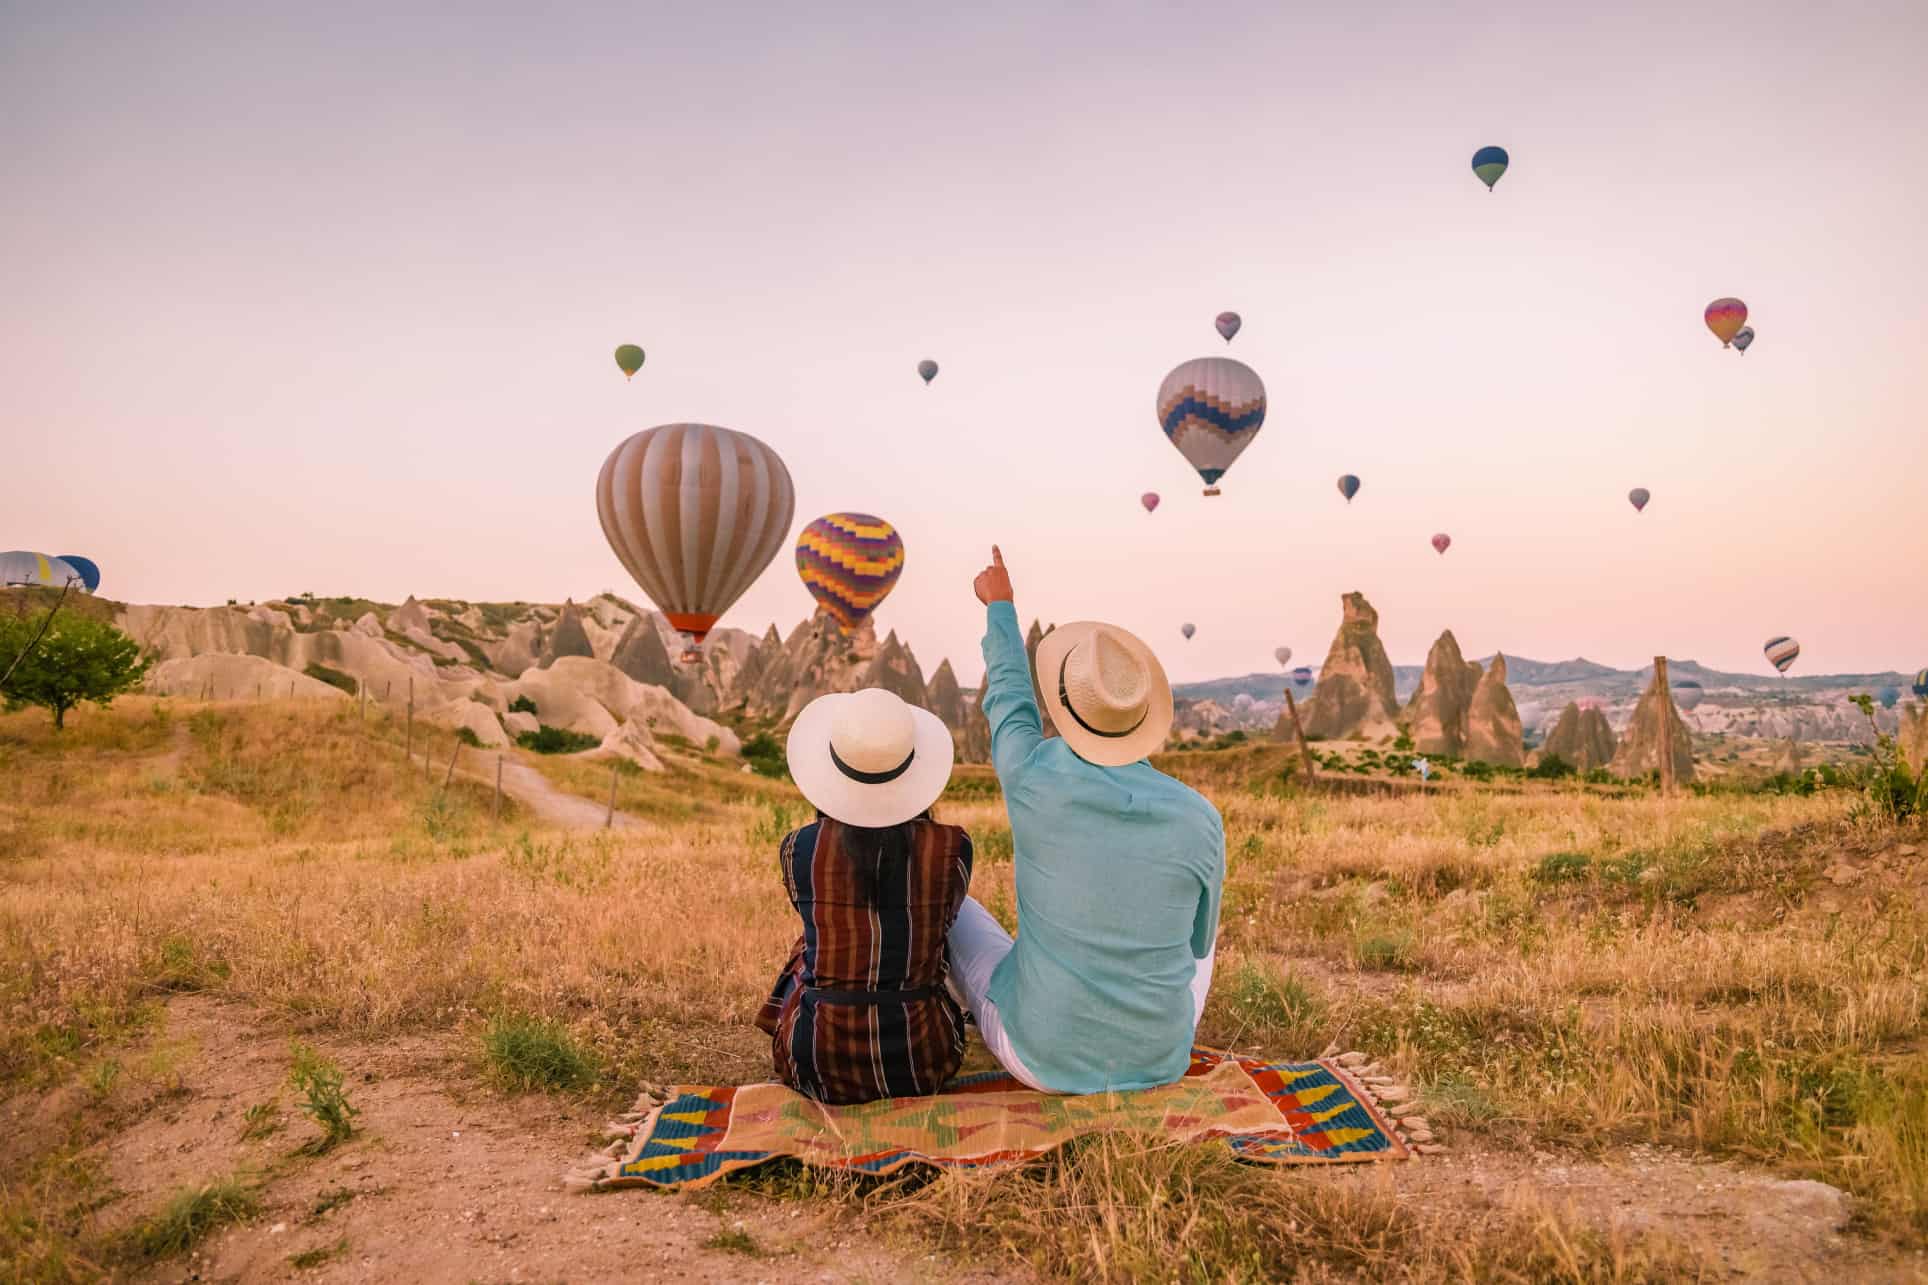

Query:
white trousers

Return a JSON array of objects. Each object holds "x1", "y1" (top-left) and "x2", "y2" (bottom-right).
[{"x1": 946, "y1": 895, "x2": 1215, "y2": 1093}]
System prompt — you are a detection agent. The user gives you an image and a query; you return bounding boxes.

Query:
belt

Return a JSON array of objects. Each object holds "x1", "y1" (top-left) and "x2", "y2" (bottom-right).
[{"x1": 805, "y1": 984, "x2": 942, "y2": 1005}]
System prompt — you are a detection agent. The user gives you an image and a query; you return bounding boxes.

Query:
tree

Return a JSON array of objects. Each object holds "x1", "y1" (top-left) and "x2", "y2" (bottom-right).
[{"x1": 0, "y1": 610, "x2": 152, "y2": 729}]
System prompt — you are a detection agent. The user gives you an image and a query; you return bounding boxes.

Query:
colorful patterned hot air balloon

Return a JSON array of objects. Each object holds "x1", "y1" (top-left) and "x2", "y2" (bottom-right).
[
  {"x1": 1471, "y1": 145, "x2": 1508, "y2": 190},
  {"x1": 1671, "y1": 679, "x2": 1704, "y2": 711},
  {"x1": 1877, "y1": 686, "x2": 1900, "y2": 710},
  {"x1": 0, "y1": 551, "x2": 87, "y2": 591},
  {"x1": 917, "y1": 359, "x2": 938, "y2": 385},
  {"x1": 1291, "y1": 666, "x2": 1314, "y2": 689},
  {"x1": 1733, "y1": 326, "x2": 1755, "y2": 354},
  {"x1": 795, "y1": 513, "x2": 905, "y2": 635},
  {"x1": 1763, "y1": 636, "x2": 1800, "y2": 674},
  {"x1": 1140, "y1": 492, "x2": 1160, "y2": 513},
  {"x1": 596, "y1": 423, "x2": 795, "y2": 652},
  {"x1": 614, "y1": 344, "x2": 645, "y2": 380},
  {"x1": 1629, "y1": 488, "x2": 1650, "y2": 513},
  {"x1": 1914, "y1": 669, "x2": 1927, "y2": 699},
  {"x1": 1705, "y1": 299, "x2": 1748, "y2": 347},
  {"x1": 1214, "y1": 312, "x2": 1241, "y2": 343},
  {"x1": 1156, "y1": 357, "x2": 1266, "y2": 496},
  {"x1": 1431, "y1": 533, "x2": 1451, "y2": 555},
  {"x1": 1181, "y1": 622, "x2": 1196, "y2": 641},
  {"x1": 1274, "y1": 646, "x2": 1292, "y2": 667},
  {"x1": 1337, "y1": 474, "x2": 1360, "y2": 503},
  {"x1": 55, "y1": 556, "x2": 100, "y2": 593}
]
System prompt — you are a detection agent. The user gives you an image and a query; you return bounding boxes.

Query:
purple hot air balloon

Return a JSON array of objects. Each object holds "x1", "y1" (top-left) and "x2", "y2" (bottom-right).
[
  {"x1": 1431, "y1": 533, "x2": 1452, "y2": 555},
  {"x1": 1629, "y1": 488, "x2": 1650, "y2": 513},
  {"x1": 1140, "y1": 492, "x2": 1160, "y2": 513},
  {"x1": 1214, "y1": 311, "x2": 1241, "y2": 343},
  {"x1": 916, "y1": 359, "x2": 938, "y2": 384}
]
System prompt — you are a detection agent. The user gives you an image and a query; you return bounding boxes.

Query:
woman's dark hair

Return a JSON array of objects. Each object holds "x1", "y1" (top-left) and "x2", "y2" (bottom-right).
[{"x1": 819, "y1": 808, "x2": 932, "y2": 908}]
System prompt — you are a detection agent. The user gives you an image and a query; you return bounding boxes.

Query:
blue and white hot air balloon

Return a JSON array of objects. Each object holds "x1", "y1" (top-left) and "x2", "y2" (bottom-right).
[
  {"x1": 0, "y1": 551, "x2": 88, "y2": 591},
  {"x1": 56, "y1": 556, "x2": 100, "y2": 593},
  {"x1": 1156, "y1": 357, "x2": 1266, "y2": 497},
  {"x1": 1472, "y1": 145, "x2": 1509, "y2": 191},
  {"x1": 1291, "y1": 666, "x2": 1314, "y2": 689}
]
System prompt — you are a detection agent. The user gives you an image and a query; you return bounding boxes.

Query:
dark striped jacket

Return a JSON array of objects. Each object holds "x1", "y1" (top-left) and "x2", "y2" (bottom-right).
[{"x1": 755, "y1": 817, "x2": 974, "y2": 1104}]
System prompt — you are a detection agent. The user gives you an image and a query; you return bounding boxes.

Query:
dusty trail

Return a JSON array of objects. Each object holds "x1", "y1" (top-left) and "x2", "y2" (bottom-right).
[{"x1": 450, "y1": 751, "x2": 639, "y2": 830}]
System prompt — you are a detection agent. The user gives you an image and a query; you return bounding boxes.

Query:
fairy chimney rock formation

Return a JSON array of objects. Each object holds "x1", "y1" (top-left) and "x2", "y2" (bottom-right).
[
  {"x1": 1901, "y1": 704, "x2": 1928, "y2": 777},
  {"x1": 864, "y1": 629, "x2": 930, "y2": 708},
  {"x1": 540, "y1": 599, "x2": 596, "y2": 668},
  {"x1": 1465, "y1": 653, "x2": 1526, "y2": 767},
  {"x1": 926, "y1": 658, "x2": 967, "y2": 731},
  {"x1": 390, "y1": 595, "x2": 432, "y2": 635},
  {"x1": 1403, "y1": 630, "x2": 1482, "y2": 757},
  {"x1": 1301, "y1": 593, "x2": 1400, "y2": 740},
  {"x1": 609, "y1": 614, "x2": 677, "y2": 689},
  {"x1": 1540, "y1": 702, "x2": 1618, "y2": 771},
  {"x1": 1609, "y1": 672, "x2": 1696, "y2": 782}
]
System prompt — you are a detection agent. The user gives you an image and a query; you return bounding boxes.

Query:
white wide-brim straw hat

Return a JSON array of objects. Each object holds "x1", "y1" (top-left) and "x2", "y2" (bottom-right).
[
  {"x1": 787, "y1": 688, "x2": 956, "y2": 828},
  {"x1": 1033, "y1": 621, "x2": 1173, "y2": 768}
]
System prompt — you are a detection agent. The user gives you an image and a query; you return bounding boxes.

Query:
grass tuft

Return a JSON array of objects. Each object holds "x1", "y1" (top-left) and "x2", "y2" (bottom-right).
[
  {"x1": 128, "y1": 1177, "x2": 258, "y2": 1260},
  {"x1": 288, "y1": 1042, "x2": 359, "y2": 1154},
  {"x1": 481, "y1": 1014, "x2": 598, "y2": 1093}
]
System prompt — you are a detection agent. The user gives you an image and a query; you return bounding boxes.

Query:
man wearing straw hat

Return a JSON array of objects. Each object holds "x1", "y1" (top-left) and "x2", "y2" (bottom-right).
[{"x1": 948, "y1": 547, "x2": 1224, "y2": 1093}]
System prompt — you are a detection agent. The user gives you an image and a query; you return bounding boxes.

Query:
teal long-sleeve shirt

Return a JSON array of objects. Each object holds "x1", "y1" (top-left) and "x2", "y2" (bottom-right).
[{"x1": 979, "y1": 601, "x2": 1225, "y2": 1093}]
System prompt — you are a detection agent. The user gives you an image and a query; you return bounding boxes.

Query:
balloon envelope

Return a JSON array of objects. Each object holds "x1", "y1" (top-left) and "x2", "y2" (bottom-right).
[
  {"x1": 1733, "y1": 326, "x2": 1755, "y2": 353},
  {"x1": 795, "y1": 513, "x2": 905, "y2": 634},
  {"x1": 1671, "y1": 679, "x2": 1704, "y2": 711},
  {"x1": 1705, "y1": 298, "x2": 1748, "y2": 346},
  {"x1": 614, "y1": 344, "x2": 645, "y2": 379},
  {"x1": 917, "y1": 359, "x2": 938, "y2": 384},
  {"x1": 1181, "y1": 623, "x2": 1196, "y2": 640},
  {"x1": 1156, "y1": 357, "x2": 1266, "y2": 496},
  {"x1": 1214, "y1": 311, "x2": 1241, "y2": 342},
  {"x1": 1140, "y1": 492, "x2": 1160, "y2": 513},
  {"x1": 1914, "y1": 669, "x2": 1928, "y2": 699},
  {"x1": 1431, "y1": 533, "x2": 1451, "y2": 555},
  {"x1": 1471, "y1": 145, "x2": 1509, "y2": 189},
  {"x1": 1763, "y1": 635, "x2": 1800, "y2": 674},
  {"x1": 1291, "y1": 666, "x2": 1313, "y2": 688},
  {"x1": 55, "y1": 555, "x2": 101, "y2": 593},
  {"x1": 595, "y1": 424, "x2": 795, "y2": 648},
  {"x1": 1274, "y1": 645, "x2": 1292, "y2": 667},
  {"x1": 1337, "y1": 474, "x2": 1360, "y2": 502},
  {"x1": 0, "y1": 551, "x2": 87, "y2": 591},
  {"x1": 1629, "y1": 487, "x2": 1650, "y2": 512},
  {"x1": 1877, "y1": 686, "x2": 1900, "y2": 710}
]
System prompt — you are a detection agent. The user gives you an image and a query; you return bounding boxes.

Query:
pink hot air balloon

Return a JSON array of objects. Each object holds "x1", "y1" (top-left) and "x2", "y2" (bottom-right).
[
  {"x1": 1214, "y1": 311, "x2": 1241, "y2": 342},
  {"x1": 1140, "y1": 492, "x2": 1160, "y2": 513},
  {"x1": 1431, "y1": 533, "x2": 1452, "y2": 555}
]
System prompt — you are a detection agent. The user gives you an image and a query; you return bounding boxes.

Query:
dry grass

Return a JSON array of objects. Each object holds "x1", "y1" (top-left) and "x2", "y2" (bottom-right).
[{"x1": 3, "y1": 699, "x2": 1925, "y2": 1279}]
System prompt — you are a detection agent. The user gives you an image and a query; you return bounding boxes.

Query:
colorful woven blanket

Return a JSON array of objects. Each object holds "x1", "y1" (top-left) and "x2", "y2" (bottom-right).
[{"x1": 566, "y1": 1048, "x2": 1434, "y2": 1192}]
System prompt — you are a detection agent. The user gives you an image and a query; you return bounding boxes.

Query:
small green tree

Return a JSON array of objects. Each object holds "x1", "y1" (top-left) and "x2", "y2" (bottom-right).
[{"x1": 0, "y1": 611, "x2": 151, "y2": 729}]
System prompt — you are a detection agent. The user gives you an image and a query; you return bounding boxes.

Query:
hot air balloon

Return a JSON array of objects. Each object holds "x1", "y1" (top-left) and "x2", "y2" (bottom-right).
[
  {"x1": 1671, "y1": 679, "x2": 1704, "y2": 711},
  {"x1": 1337, "y1": 474, "x2": 1360, "y2": 503},
  {"x1": 55, "y1": 556, "x2": 100, "y2": 593},
  {"x1": 1733, "y1": 326, "x2": 1755, "y2": 354},
  {"x1": 1181, "y1": 623, "x2": 1196, "y2": 641},
  {"x1": 795, "y1": 513, "x2": 905, "y2": 635},
  {"x1": 1629, "y1": 488, "x2": 1650, "y2": 513},
  {"x1": 1763, "y1": 636, "x2": 1800, "y2": 674},
  {"x1": 1214, "y1": 312, "x2": 1241, "y2": 343},
  {"x1": 1156, "y1": 357, "x2": 1266, "y2": 496},
  {"x1": 1274, "y1": 646, "x2": 1292, "y2": 667},
  {"x1": 1914, "y1": 669, "x2": 1927, "y2": 699},
  {"x1": 917, "y1": 359, "x2": 938, "y2": 385},
  {"x1": 0, "y1": 551, "x2": 87, "y2": 591},
  {"x1": 596, "y1": 423, "x2": 795, "y2": 656},
  {"x1": 1140, "y1": 492, "x2": 1160, "y2": 514},
  {"x1": 1431, "y1": 533, "x2": 1451, "y2": 555},
  {"x1": 614, "y1": 344, "x2": 645, "y2": 380},
  {"x1": 1705, "y1": 299, "x2": 1748, "y2": 347},
  {"x1": 1877, "y1": 686, "x2": 1900, "y2": 710},
  {"x1": 1471, "y1": 145, "x2": 1508, "y2": 191},
  {"x1": 1291, "y1": 666, "x2": 1314, "y2": 689}
]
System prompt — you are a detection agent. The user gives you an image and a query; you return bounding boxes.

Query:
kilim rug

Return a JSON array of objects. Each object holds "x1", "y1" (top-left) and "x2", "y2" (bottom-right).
[{"x1": 565, "y1": 1048, "x2": 1437, "y2": 1192}]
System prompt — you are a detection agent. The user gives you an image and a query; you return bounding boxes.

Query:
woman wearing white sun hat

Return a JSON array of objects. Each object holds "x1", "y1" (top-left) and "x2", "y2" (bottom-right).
[
  {"x1": 947, "y1": 546, "x2": 1225, "y2": 1095},
  {"x1": 754, "y1": 687, "x2": 975, "y2": 1105}
]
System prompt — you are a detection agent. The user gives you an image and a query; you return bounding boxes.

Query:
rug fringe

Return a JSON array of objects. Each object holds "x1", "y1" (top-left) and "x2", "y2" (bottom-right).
[
  {"x1": 565, "y1": 1086, "x2": 674, "y2": 1192},
  {"x1": 1324, "y1": 1050, "x2": 1445, "y2": 1157}
]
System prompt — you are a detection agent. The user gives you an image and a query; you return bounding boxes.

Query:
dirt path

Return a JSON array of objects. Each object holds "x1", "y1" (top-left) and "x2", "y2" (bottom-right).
[
  {"x1": 56, "y1": 997, "x2": 998, "y2": 1284},
  {"x1": 456, "y1": 754, "x2": 639, "y2": 830}
]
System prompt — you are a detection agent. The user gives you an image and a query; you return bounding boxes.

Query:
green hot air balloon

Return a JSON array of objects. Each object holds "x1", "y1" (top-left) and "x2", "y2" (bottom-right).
[
  {"x1": 1471, "y1": 145, "x2": 1509, "y2": 191},
  {"x1": 614, "y1": 344, "x2": 645, "y2": 380}
]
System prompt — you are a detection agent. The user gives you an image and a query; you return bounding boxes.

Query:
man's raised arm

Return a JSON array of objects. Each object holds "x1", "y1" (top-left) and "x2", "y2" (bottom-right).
[{"x1": 974, "y1": 545, "x2": 1042, "y2": 784}]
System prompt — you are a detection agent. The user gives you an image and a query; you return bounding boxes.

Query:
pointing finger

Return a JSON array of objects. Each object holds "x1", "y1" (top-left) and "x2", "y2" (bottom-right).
[{"x1": 992, "y1": 545, "x2": 1004, "y2": 567}]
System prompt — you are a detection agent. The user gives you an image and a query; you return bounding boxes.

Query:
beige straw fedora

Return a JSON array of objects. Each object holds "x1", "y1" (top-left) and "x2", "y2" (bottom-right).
[
  {"x1": 786, "y1": 688, "x2": 955, "y2": 828},
  {"x1": 1032, "y1": 622, "x2": 1173, "y2": 767}
]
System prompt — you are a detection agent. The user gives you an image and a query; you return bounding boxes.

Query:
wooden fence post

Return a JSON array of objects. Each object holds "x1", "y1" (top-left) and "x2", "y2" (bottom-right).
[
  {"x1": 605, "y1": 761, "x2": 619, "y2": 829},
  {"x1": 442, "y1": 739, "x2": 460, "y2": 789},
  {"x1": 1283, "y1": 689, "x2": 1318, "y2": 784},
  {"x1": 493, "y1": 754, "x2": 503, "y2": 821},
  {"x1": 1654, "y1": 655, "x2": 1677, "y2": 797}
]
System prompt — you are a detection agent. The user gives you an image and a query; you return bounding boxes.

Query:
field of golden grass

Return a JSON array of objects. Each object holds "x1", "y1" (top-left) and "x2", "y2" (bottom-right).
[{"x1": 3, "y1": 698, "x2": 1925, "y2": 1281}]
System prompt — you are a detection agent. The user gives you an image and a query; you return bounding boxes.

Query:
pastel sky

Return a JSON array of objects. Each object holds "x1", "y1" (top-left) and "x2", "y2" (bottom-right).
[{"x1": 5, "y1": 1, "x2": 1925, "y2": 683}]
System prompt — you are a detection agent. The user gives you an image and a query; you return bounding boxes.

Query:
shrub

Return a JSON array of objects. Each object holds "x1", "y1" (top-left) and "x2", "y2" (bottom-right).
[
  {"x1": 1531, "y1": 851, "x2": 1592, "y2": 883},
  {"x1": 508, "y1": 694, "x2": 538, "y2": 716},
  {"x1": 288, "y1": 1042, "x2": 358, "y2": 1154},
  {"x1": 740, "y1": 731, "x2": 787, "y2": 778},
  {"x1": 301, "y1": 663, "x2": 358, "y2": 696},
  {"x1": 454, "y1": 726, "x2": 482, "y2": 748},
  {"x1": 1528, "y1": 754, "x2": 1576, "y2": 780},
  {"x1": 482, "y1": 1014, "x2": 597, "y2": 1092},
  {"x1": 516, "y1": 725, "x2": 600, "y2": 754},
  {"x1": 1848, "y1": 694, "x2": 1925, "y2": 823}
]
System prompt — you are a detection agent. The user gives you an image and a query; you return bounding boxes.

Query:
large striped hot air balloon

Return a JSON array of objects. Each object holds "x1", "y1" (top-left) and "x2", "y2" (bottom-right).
[
  {"x1": 596, "y1": 424, "x2": 795, "y2": 653},
  {"x1": 0, "y1": 551, "x2": 88, "y2": 591},
  {"x1": 614, "y1": 344, "x2": 645, "y2": 380},
  {"x1": 1705, "y1": 299, "x2": 1748, "y2": 347},
  {"x1": 1471, "y1": 145, "x2": 1509, "y2": 190},
  {"x1": 1763, "y1": 636, "x2": 1800, "y2": 674},
  {"x1": 795, "y1": 513, "x2": 905, "y2": 635},
  {"x1": 1156, "y1": 357, "x2": 1266, "y2": 497},
  {"x1": 1214, "y1": 312, "x2": 1241, "y2": 343},
  {"x1": 1337, "y1": 474, "x2": 1360, "y2": 503},
  {"x1": 1671, "y1": 679, "x2": 1704, "y2": 711},
  {"x1": 55, "y1": 556, "x2": 101, "y2": 593}
]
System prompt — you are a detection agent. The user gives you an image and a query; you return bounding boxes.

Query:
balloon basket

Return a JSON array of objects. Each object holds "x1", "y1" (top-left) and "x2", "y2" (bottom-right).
[{"x1": 1202, "y1": 486, "x2": 1221, "y2": 497}]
